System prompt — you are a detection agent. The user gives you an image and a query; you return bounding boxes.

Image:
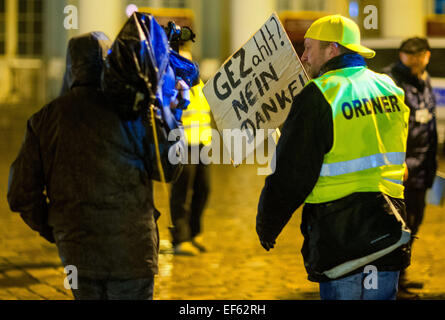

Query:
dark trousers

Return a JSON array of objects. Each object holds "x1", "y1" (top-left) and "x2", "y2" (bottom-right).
[
  {"x1": 400, "y1": 186, "x2": 427, "y2": 280},
  {"x1": 72, "y1": 276, "x2": 154, "y2": 300},
  {"x1": 169, "y1": 149, "x2": 210, "y2": 246},
  {"x1": 404, "y1": 187, "x2": 427, "y2": 237}
]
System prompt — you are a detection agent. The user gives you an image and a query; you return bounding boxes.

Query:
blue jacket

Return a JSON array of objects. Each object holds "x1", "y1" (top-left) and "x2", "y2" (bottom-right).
[{"x1": 383, "y1": 62, "x2": 438, "y2": 189}]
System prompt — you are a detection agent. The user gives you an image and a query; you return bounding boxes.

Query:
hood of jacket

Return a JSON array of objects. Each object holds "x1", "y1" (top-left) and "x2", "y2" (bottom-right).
[
  {"x1": 60, "y1": 31, "x2": 112, "y2": 95},
  {"x1": 101, "y1": 12, "x2": 199, "y2": 120}
]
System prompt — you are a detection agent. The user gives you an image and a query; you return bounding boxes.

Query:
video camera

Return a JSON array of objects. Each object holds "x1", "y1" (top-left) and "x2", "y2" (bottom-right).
[
  {"x1": 102, "y1": 13, "x2": 199, "y2": 125},
  {"x1": 163, "y1": 21, "x2": 196, "y2": 53},
  {"x1": 162, "y1": 21, "x2": 199, "y2": 115}
]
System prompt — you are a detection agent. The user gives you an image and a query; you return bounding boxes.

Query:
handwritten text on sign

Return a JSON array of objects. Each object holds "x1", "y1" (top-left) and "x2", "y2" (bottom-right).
[{"x1": 203, "y1": 13, "x2": 309, "y2": 164}]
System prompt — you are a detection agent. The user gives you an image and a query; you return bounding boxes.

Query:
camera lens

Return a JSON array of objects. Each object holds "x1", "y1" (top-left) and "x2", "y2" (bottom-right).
[{"x1": 180, "y1": 27, "x2": 194, "y2": 42}]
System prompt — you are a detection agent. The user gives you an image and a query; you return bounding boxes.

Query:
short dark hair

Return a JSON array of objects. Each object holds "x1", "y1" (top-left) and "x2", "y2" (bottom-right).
[{"x1": 399, "y1": 37, "x2": 431, "y2": 54}]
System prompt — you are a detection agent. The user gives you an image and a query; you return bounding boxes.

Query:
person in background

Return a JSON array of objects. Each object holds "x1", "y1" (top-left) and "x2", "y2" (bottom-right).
[
  {"x1": 169, "y1": 47, "x2": 212, "y2": 256},
  {"x1": 383, "y1": 37, "x2": 438, "y2": 299}
]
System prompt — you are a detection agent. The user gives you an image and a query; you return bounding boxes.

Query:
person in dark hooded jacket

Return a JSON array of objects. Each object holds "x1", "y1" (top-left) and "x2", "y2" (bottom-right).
[
  {"x1": 7, "y1": 13, "x2": 195, "y2": 300},
  {"x1": 383, "y1": 37, "x2": 438, "y2": 297},
  {"x1": 59, "y1": 31, "x2": 112, "y2": 96},
  {"x1": 7, "y1": 31, "x2": 112, "y2": 246}
]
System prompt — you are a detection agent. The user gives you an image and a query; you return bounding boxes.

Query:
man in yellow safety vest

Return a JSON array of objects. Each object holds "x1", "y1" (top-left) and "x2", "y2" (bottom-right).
[{"x1": 256, "y1": 15, "x2": 412, "y2": 300}]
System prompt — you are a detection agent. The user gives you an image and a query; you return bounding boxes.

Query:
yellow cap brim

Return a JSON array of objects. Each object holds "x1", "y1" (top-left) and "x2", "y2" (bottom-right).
[{"x1": 343, "y1": 43, "x2": 376, "y2": 59}]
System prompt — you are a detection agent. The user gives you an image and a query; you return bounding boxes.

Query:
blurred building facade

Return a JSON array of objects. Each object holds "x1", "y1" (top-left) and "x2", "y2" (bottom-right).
[{"x1": 0, "y1": 0, "x2": 444, "y2": 130}]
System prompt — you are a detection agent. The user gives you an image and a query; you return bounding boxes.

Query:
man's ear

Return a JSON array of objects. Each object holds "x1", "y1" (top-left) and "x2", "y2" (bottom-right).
[{"x1": 328, "y1": 42, "x2": 341, "y2": 59}]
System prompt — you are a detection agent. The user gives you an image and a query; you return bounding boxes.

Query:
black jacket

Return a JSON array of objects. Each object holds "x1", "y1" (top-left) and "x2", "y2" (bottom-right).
[
  {"x1": 257, "y1": 54, "x2": 410, "y2": 282},
  {"x1": 7, "y1": 29, "x2": 183, "y2": 280},
  {"x1": 383, "y1": 62, "x2": 438, "y2": 189}
]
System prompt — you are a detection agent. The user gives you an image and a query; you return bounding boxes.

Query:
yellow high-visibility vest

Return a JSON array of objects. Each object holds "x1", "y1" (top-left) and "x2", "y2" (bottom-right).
[
  {"x1": 182, "y1": 80, "x2": 212, "y2": 146},
  {"x1": 305, "y1": 66, "x2": 410, "y2": 204}
]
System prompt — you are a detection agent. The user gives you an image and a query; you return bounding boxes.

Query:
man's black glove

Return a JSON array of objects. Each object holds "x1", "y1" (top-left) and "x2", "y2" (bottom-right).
[
  {"x1": 256, "y1": 216, "x2": 277, "y2": 251},
  {"x1": 260, "y1": 239, "x2": 276, "y2": 251}
]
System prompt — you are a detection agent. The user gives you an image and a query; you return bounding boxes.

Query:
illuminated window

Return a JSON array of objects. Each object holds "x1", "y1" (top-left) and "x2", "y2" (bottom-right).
[
  {"x1": 0, "y1": 0, "x2": 5, "y2": 54},
  {"x1": 17, "y1": 0, "x2": 43, "y2": 56},
  {"x1": 436, "y1": 0, "x2": 445, "y2": 13}
]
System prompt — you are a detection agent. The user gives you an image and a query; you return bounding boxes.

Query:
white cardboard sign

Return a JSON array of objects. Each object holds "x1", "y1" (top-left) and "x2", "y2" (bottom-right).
[{"x1": 203, "y1": 13, "x2": 309, "y2": 165}]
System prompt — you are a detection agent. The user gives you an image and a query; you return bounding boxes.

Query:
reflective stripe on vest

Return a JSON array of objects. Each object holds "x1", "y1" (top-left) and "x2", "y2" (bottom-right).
[
  {"x1": 320, "y1": 152, "x2": 406, "y2": 176},
  {"x1": 305, "y1": 66, "x2": 410, "y2": 204}
]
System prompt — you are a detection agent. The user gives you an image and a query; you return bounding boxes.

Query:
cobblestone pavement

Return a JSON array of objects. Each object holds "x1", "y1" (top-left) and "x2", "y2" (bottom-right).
[{"x1": 0, "y1": 108, "x2": 444, "y2": 300}]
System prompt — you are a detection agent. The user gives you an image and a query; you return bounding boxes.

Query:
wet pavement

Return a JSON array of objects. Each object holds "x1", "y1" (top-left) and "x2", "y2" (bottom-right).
[{"x1": 0, "y1": 105, "x2": 444, "y2": 300}]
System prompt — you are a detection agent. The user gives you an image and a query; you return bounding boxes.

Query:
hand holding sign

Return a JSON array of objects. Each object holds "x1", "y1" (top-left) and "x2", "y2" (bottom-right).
[{"x1": 203, "y1": 13, "x2": 309, "y2": 166}]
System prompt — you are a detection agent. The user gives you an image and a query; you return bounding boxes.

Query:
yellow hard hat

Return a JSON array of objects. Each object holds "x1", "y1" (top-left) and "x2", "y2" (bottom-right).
[{"x1": 304, "y1": 15, "x2": 376, "y2": 59}]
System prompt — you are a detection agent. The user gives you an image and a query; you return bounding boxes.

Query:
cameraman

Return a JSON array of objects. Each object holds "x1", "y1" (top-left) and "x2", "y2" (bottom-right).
[{"x1": 7, "y1": 13, "x2": 197, "y2": 300}]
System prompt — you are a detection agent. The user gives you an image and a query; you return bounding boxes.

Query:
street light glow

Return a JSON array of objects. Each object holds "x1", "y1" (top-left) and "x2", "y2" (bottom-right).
[{"x1": 126, "y1": 4, "x2": 138, "y2": 17}]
